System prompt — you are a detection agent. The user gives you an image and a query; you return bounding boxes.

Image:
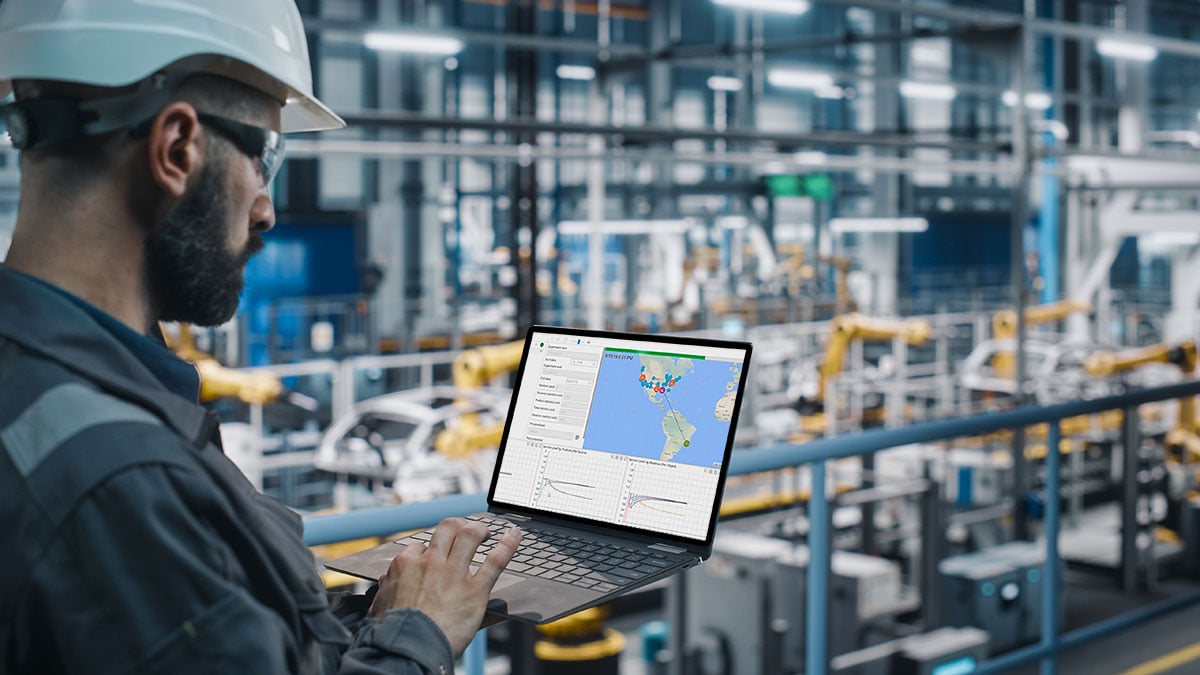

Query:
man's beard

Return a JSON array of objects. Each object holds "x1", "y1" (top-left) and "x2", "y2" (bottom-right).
[{"x1": 145, "y1": 160, "x2": 264, "y2": 327}]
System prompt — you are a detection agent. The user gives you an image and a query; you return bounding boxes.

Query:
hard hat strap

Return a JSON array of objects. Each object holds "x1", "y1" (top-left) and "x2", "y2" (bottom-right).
[{"x1": 1, "y1": 71, "x2": 178, "y2": 151}]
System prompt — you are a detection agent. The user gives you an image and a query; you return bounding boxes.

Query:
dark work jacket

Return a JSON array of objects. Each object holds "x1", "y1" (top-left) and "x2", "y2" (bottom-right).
[{"x1": 0, "y1": 266, "x2": 454, "y2": 675}]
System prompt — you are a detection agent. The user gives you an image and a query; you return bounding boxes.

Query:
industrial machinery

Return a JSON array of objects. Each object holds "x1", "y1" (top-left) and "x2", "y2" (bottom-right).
[
  {"x1": 533, "y1": 607, "x2": 625, "y2": 675},
  {"x1": 830, "y1": 627, "x2": 990, "y2": 675},
  {"x1": 792, "y1": 313, "x2": 933, "y2": 436},
  {"x1": 989, "y1": 299, "x2": 1091, "y2": 380},
  {"x1": 818, "y1": 254, "x2": 859, "y2": 314},
  {"x1": 165, "y1": 322, "x2": 283, "y2": 405},
  {"x1": 433, "y1": 339, "x2": 524, "y2": 457},
  {"x1": 938, "y1": 542, "x2": 1064, "y2": 654},
  {"x1": 1085, "y1": 341, "x2": 1200, "y2": 536},
  {"x1": 685, "y1": 532, "x2": 912, "y2": 675},
  {"x1": 313, "y1": 385, "x2": 511, "y2": 501},
  {"x1": 1085, "y1": 341, "x2": 1198, "y2": 459}
]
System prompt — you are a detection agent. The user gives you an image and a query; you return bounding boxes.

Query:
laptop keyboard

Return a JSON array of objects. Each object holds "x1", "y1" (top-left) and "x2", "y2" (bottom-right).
[{"x1": 393, "y1": 514, "x2": 683, "y2": 592}]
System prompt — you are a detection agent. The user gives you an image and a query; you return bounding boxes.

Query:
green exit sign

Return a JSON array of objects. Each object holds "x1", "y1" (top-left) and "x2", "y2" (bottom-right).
[{"x1": 765, "y1": 173, "x2": 834, "y2": 200}]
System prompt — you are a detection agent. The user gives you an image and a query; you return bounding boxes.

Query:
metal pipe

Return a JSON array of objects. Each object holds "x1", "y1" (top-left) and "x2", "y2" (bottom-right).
[
  {"x1": 728, "y1": 380, "x2": 1200, "y2": 475},
  {"x1": 836, "y1": 479, "x2": 932, "y2": 507},
  {"x1": 305, "y1": 492, "x2": 486, "y2": 546}
]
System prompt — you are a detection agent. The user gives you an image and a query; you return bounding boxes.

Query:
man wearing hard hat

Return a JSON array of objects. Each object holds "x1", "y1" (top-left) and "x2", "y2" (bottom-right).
[{"x1": 0, "y1": 2, "x2": 521, "y2": 673}]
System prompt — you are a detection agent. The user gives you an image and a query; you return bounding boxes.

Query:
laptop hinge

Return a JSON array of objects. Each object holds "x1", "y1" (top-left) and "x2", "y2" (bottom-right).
[{"x1": 649, "y1": 543, "x2": 687, "y2": 554}]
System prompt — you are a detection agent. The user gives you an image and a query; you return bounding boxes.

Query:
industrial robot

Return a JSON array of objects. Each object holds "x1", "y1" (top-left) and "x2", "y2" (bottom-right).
[{"x1": 793, "y1": 313, "x2": 933, "y2": 437}]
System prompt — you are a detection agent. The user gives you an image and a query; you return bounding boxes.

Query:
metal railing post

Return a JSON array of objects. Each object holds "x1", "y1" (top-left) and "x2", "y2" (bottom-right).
[
  {"x1": 463, "y1": 630, "x2": 486, "y2": 675},
  {"x1": 920, "y1": 460, "x2": 942, "y2": 628},
  {"x1": 666, "y1": 572, "x2": 688, "y2": 675},
  {"x1": 1121, "y1": 405, "x2": 1140, "y2": 592},
  {"x1": 1042, "y1": 421, "x2": 1062, "y2": 675},
  {"x1": 806, "y1": 460, "x2": 829, "y2": 675}
]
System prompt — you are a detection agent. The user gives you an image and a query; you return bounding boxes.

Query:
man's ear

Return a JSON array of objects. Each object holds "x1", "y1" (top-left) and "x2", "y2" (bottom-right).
[{"x1": 146, "y1": 102, "x2": 203, "y2": 198}]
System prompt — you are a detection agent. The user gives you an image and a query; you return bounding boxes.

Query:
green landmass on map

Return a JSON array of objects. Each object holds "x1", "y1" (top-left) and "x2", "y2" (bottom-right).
[{"x1": 661, "y1": 411, "x2": 697, "y2": 461}]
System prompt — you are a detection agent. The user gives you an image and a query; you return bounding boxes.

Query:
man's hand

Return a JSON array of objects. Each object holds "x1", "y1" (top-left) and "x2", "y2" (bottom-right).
[{"x1": 368, "y1": 518, "x2": 521, "y2": 655}]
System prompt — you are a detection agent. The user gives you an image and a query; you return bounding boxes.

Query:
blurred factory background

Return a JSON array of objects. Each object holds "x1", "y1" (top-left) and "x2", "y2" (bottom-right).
[{"x1": 7, "y1": 0, "x2": 1200, "y2": 673}]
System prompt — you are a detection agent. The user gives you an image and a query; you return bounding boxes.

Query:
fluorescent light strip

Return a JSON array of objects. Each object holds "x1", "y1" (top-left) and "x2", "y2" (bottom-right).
[
  {"x1": 707, "y1": 76, "x2": 744, "y2": 92},
  {"x1": 814, "y1": 85, "x2": 845, "y2": 100},
  {"x1": 767, "y1": 68, "x2": 834, "y2": 90},
  {"x1": 1002, "y1": 90, "x2": 1053, "y2": 111},
  {"x1": 559, "y1": 219, "x2": 693, "y2": 235},
  {"x1": 794, "y1": 151, "x2": 828, "y2": 166},
  {"x1": 899, "y1": 81, "x2": 957, "y2": 101},
  {"x1": 363, "y1": 32, "x2": 464, "y2": 55},
  {"x1": 712, "y1": 0, "x2": 811, "y2": 14},
  {"x1": 556, "y1": 65, "x2": 596, "y2": 81},
  {"x1": 829, "y1": 217, "x2": 929, "y2": 234},
  {"x1": 1096, "y1": 38, "x2": 1158, "y2": 62},
  {"x1": 910, "y1": 43, "x2": 946, "y2": 66}
]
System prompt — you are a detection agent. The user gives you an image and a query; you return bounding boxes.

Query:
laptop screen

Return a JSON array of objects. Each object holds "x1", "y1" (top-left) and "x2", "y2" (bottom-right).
[{"x1": 490, "y1": 327, "x2": 751, "y2": 544}]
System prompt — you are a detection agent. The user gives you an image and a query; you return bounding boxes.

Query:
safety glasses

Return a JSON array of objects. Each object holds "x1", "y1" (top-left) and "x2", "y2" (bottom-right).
[{"x1": 196, "y1": 113, "x2": 286, "y2": 187}]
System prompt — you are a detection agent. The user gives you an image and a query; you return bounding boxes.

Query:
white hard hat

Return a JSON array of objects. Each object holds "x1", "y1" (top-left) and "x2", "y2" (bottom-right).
[{"x1": 0, "y1": 0, "x2": 345, "y2": 133}]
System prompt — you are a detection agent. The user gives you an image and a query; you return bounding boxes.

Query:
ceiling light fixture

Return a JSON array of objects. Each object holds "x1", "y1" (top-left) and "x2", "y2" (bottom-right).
[
  {"x1": 910, "y1": 42, "x2": 948, "y2": 67},
  {"x1": 712, "y1": 0, "x2": 811, "y2": 15},
  {"x1": 793, "y1": 151, "x2": 828, "y2": 166},
  {"x1": 1096, "y1": 38, "x2": 1158, "y2": 62},
  {"x1": 556, "y1": 65, "x2": 597, "y2": 81},
  {"x1": 767, "y1": 68, "x2": 835, "y2": 91},
  {"x1": 1002, "y1": 90, "x2": 1053, "y2": 110},
  {"x1": 707, "y1": 76, "x2": 744, "y2": 92},
  {"x1": 363, "y1": 32, "x2": 464, "y2": 55},
  {"x1": 829, "y1": 217, "x2": 929, "y2": 234},
  {"x1": 899, "y1": 81, "x2": 957, "y2": 101},
  {"x1": 814, "y1": 85, "x2": 846, "y2": 100}
]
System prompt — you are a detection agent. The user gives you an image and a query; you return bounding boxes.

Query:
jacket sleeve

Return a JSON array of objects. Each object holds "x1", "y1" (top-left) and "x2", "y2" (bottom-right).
[
  {"x1": 337, "y1": 609, "x2": 456, "y2": 675},
  {"x1": 14, "y1": 463, "x2": 453, "y2": 675}
]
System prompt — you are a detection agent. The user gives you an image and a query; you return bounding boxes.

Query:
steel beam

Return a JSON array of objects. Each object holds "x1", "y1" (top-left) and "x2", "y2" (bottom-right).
[
  {"x1": 287, "y1": 138, "x2": 1016, "y2": 175},
  {"x1": 815, "y1": 0, "x2": 1200, "y2": 60},
  {"x1": 333, "y1": 110, "x2": 1009, "y2": 153}
]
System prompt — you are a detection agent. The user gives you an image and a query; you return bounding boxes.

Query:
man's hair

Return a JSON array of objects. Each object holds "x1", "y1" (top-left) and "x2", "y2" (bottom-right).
[{"x1": 15, "y1": 73, "x2": 277, "y2": 190}]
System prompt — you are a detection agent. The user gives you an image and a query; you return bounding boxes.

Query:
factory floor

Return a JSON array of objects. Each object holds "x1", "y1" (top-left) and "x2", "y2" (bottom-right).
[
  {"x1": 1012, "y1": 574, "x2": 1200, "y2": 675},
  {"x1": 473, "y1": 575, "x2": 1200, "y2": 675}
]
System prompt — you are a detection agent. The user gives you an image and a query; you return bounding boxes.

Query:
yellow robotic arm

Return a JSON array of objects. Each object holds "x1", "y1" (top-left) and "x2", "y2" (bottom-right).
[
  {"x1": 1085, "y1": 341, "x2": 1197, "y2": 441},
  {"x1": 991, "y1": 299, "x2": 1090, "y2": 378},
  {"x1": 818, "y1": 254, "x2": 858, "y2": 313},
  {"x1": 451, "y1": 340, "x2": 527, "y2": 389},
  {"x1": 1084, "y1": 342, "x2": 1197, "y2": 379},
  {"x1": 434, "y1": 340, "x2": 527, "y2": 459},
  {"x1": 164, "y1": 323, "x2": 283, "y2": 405},
  {"x1": 816, "y1": 313, "x2": 933, "y2": 405},
  {"x1": 992, "y1": 299, "x2": 1091, "y2": 341}
]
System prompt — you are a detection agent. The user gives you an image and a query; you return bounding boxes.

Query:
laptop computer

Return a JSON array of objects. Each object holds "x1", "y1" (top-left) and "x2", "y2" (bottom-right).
[{"x1": 326, "y1": 325, "x2": 752, "y2": 624}]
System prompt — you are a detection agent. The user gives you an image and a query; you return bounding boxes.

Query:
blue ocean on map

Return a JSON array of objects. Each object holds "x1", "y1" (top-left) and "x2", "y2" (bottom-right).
[{"x1": 582, "y1": 352, "x2": 737, "y2": 468}]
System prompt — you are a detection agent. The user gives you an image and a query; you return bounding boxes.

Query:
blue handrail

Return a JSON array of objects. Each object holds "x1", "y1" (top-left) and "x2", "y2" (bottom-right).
[{"x1": 304, "y1": 378, "x2": 1200, "y2": 674}]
